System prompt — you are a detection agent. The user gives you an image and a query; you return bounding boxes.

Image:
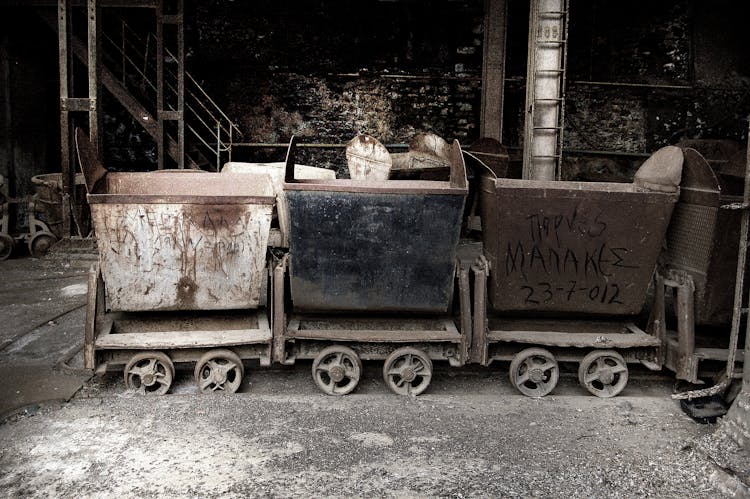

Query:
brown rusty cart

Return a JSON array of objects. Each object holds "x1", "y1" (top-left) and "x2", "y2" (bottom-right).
[
  {"x1": 472, "y1": 147, "x2": 681, "y2": 397},
  {"x1": 271, "y1": 137, "x2": 472, "y2": 396},
  {"x1": 77, "y1": 129, "x2": 276, "y2": 394}
]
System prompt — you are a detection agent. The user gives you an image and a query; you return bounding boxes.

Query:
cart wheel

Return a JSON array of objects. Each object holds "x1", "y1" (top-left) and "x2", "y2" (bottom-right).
[
  {"x1": 0, "y1": 234, "x2": 13, "y2": 260},
  {"x1": 578, "y1": 349, "x2": 628, "y2": 398},
  {"x1": 509, "y1": 348, "x2": 559, "y2": 398},
  {"x1": 383, "y1": 347, "x2": 433, "y2": 396},
  {"x1": 124, "y1": 351, "x2": 174, "y2": 395},
  {"x1": 194, "y1": 349, "x2": 245, "y2": 393},
  {"x1": 28, "y1": 231, "x2": 57, "y2": 258},
  {"x1": 312, "y1": 345, "x2": 362, "y2": 395}
]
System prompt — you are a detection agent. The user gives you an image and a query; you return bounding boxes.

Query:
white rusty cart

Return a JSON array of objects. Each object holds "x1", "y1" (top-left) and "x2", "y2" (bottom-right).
[{"x1": 77, "y1": 129, "x2": 276, "y2": 394}]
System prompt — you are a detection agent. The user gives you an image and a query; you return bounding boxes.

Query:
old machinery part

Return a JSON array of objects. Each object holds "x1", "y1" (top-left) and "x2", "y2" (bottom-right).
[
  {"x1": 382, "y1": 347, "x2": 433, "y2": 396},
  {"x1": 194, "y1": 349, "x2": 245, "y2": 394},
  {"x1": 578, "y1": 349, "x2": 629, "y2": 398},
  {"x1": 0, "y1": 234, "x2": 13, "y2": 260},
  {"x1": 311, "y1": 345, "x2": 363, "y2": 396},
  {"x1": 28, "y1": 231, "x2": 57, "y2": 258},
  {"x1": 124, "y1": 351, "x2": 174, "y2": 395},
  {"x1": 509, "y1": 348, "x2": 559, "y2": 398}
]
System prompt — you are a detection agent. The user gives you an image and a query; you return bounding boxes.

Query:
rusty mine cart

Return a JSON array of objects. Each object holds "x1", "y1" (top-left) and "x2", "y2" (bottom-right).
[
  {"x1": 77, "y1": 129, "x2": 277, "y2": 394},
  {"x1": 470, "y1": 146, "x2": 682, "y2": 398},
  {"x1": 272, "y1": 137, "x2": 472, "y2": 396}
]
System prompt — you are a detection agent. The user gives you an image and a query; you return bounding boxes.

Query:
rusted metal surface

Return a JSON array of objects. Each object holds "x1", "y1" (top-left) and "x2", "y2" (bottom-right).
[
  {"x1": 479, "y1": 174, "x2": 677, "y2": 315},
  {"x1": 480, "y1": 0, "x2": 508, "y2": 141},
  {"x1": 284, "y1": 139, "x2": 467, "y2": 313},
  {"x1": 272, "y1": 251, "x2": 472, "y2": 371},
  {"x1": 222, "y1": 161, "x2": 335, "y2": 247},
  {"x1": 390, "y1": 133, "x2": 452, "y2": 179},
  {"x1": 665, "y1": 147, "x2": 745, "y2": 325},
  {"x1": 31, "y1": 173, "x2": 90, "y2": 239},
  {"x1": 345, "y1": 135, "x2": 392, "y2": 180},
  {"x1": 77, "y1": 130, "x2": 274, "y2": 312},
  {"x1": 467, "y1": 138, "x2": 509, "y2": 178}
]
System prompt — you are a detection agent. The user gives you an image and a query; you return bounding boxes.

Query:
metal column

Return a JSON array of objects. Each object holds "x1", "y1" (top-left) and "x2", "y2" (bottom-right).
[
  {"x1": 58, "y1": 0, "x2": 101, "y2": 237},
  {"x1": 87, "y1": 0, "x2": 102, "y2": 156},
  {"x1": 57, "y1": 0, "x2": 72, "y2": 237},
  {"x1": 724, "y1": 121, "x2": 750, "y2": 447},
  {"x1": 522, "y1": 0, "x2": 569, "y2": 181},
  {"x1": 480, "y1": 0, "x2": 508, "y2": 141},
  {"x1": 156, "y1": 0, "x2": 185, "y2": 169}
]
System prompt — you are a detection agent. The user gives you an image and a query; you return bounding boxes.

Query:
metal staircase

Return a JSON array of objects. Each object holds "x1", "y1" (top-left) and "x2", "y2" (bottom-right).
[
  {"x1": 40, "y1": 9, "x2": 240, "y2": 171},
  {"x1": 522, "y1": 0, "x2": 570, "y2": 181}
]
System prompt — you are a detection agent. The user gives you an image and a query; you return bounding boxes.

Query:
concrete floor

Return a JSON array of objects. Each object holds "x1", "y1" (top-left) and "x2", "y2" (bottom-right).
[{"x1": 0, "y1": 253, "x2": 749, "y2": 497}]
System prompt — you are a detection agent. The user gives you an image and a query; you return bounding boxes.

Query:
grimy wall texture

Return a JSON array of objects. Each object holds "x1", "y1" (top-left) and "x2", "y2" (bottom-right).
[
  {"x1": 1, "y1": 0, "x2": 750, "y2": 196},
  {"x1": 185, "y1": 0, "x2": 749, "y2": 177}
]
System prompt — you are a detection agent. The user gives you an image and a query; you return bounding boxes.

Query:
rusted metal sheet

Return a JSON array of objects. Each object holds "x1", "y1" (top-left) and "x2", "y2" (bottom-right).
[
  {"x1": 284, "y1": 138, "x2": 468, "y2": 313},
  {"x1": 78, "y1": 129, "x2": 275, "y2": 312},
  {"x1": 480, "y1": 176, "x2": 678, "y2": 315},
  {"x1": 222, "y1": 161, "x2": 335, "y2": 247},
  {"x1": 665, "y1": 147, "x2": 746, "y2": 325},
  {"x1": 345, "y1": 135, "x2": 392, "y2": 180},
  {"x1": 90, "y1": 197, "x2": 272, "y2": 311},
  {"x1": 390, "y1": 133, "x2": 452, "y2": 180}
]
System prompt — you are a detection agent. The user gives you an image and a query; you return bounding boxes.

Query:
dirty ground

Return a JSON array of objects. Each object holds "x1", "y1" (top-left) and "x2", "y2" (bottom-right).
[{"x1": 0, "y1": 254, "x2": 749, "y2": 497}]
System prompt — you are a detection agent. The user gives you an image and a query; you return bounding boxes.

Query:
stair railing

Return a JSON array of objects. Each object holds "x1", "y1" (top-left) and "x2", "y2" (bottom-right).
[{"x1": 102, "y1": 19, "x2": 241, "y2": 169}]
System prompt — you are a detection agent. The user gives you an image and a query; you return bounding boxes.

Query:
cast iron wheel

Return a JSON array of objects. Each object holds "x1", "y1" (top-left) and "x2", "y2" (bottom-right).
[
  {"x1": 578, "y1": 349, "x2": 629, "y2": 398},
  {"x1": 382, "y1": 347, "x2": 433, "y2": 396},
  {"x1": 0, "y1": 234, "x2": 14, "y2": 260},
  {"x1": 28, "y1": 231, "x2": 57, "y2": 258},
  {"x1": 509, "y1": 348, "x2": 559, "y2": 398},
  {"x1": 124, "y1": 351, "x2": 174, "y2": 395},
  {"x1": 311, "y1": 345, "x2": 362, "y2": 395},
  {"x1": 194, "y1": 349, "x2": 245, "y2": 393}
]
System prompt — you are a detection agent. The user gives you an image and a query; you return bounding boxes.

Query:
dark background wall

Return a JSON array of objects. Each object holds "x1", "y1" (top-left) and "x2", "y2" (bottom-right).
[{"x1": 1, "y1": 0, "x2": 749, "y2": 194}]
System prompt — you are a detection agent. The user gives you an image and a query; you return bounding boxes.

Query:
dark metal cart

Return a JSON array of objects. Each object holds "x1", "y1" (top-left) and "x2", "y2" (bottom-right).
[
  {"x1": 473, "y1": 149, "x2": 680, "y2": 397},
  {"x1": 273, "y1": 137, "x2": 472, "y2": 396}
]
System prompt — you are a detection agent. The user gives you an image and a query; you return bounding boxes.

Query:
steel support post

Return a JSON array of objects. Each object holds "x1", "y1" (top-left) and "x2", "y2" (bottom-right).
[
  {"x1": 58, "y1": 0, "x2": 72, "y2": 236},
  {"x1": 479, "y1": 0, "x2": 507, "y2": 142}
]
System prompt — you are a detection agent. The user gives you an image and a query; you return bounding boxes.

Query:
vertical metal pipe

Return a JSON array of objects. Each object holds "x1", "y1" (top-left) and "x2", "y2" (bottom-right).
[
  {"x1": 457, "y1": 264, "x2": 472, "y2": 364},
  {"x1": 1, "y1": 33, "x2": 13, "y2": 192},
  {"x1": 480, "y1": 0, "x2": 508, "y2": 141},
  {"x1": 723, "y1": 120, "x2": 750, "y2": 447},
  {"x1": 216, "y1": 121, "x2": 221, "y2": 169},
  {"x1": 742, "y1": 122, "x2": 750, "y2": 395},
  {"x1": 156, "y1": 0, "x2": 164, "y2": 169},
  {"x1": 676, "y1": 274, "x2": 696, "y2": 381},
  {"x1": 272, "y1": 257, "x2": 288, "y2": 365},
  {"x1": 176, "y1": 0, "x2": 185, "y2": 169},
  {"x1": 84, "y1": 264, "x2": 97, "y2": 370},
  {"x1": 228, "y1": 126, "x2": 233, "y2": 164},
  {"x1": 471, "y1": 262, "x2": 488, "y2": 365}
]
